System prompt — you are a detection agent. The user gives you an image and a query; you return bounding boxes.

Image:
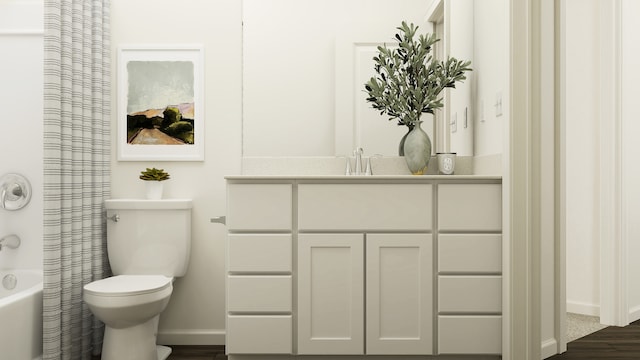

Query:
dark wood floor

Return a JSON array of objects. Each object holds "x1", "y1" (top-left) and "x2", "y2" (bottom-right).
[
  {"x1": 90, "y1": 345, "x2": 227, "y2": 359},
  {"x1": 168, "y1": 345, "x2": 227, "y2": 359},
  {"x1": 547, "y1": 319, "x2": 640, "y2": 359},
  {"x1": 89, "y1": 321, "x2": 640, "y2": 359}
]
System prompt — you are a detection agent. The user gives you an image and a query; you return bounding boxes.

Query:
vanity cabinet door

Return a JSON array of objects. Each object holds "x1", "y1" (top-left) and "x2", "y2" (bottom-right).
[
  {"x1": 366, "y1": 234, "x2": 433, "y2": 355},
  {"x1": 297, "y1": 234, "x2": 365, "y2": 355}
]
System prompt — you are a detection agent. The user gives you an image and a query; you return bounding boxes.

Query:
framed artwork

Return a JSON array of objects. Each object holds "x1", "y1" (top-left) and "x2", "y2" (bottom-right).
[{"x1": 117, "y1": 45, "x2": 204, "y2": 161}]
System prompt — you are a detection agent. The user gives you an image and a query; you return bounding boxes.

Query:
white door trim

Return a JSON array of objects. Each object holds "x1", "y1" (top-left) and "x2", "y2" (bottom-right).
[
  {"x1": 509, "y1": 0, "x2": 541, "y2": 358},
  {"x1": 538, "y1": 0, "x2": 559, "y2": 357},
  {"x1": 556, "y1": 0, "x2": 568, "y2": 354},
  {"x1": 598, "y1": 0, "x2": 628, "y2": 327}
]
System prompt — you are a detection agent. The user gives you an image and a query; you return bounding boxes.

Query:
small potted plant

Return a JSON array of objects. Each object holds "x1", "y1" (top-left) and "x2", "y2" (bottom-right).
[
  {"x1": 365, "y1": 21, "x2": 471, "y2": 175},
  {"x1": 139, "y1": 167, "x2": 170, "y2": 199}
]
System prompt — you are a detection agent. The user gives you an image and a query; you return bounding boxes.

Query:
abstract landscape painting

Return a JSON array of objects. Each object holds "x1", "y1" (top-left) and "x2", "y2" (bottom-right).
[
  {"x1": 126, "y1": 60, "x2": 195, "y2": 145},
  {"x1": 118, "y1": 45, "x2": 204, "y2": 161}
]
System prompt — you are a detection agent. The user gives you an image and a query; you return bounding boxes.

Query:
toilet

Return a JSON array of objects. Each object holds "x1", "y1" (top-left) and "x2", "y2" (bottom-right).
[{"x1": 83, "y1": 199, "x2": 192, "y2": 360}]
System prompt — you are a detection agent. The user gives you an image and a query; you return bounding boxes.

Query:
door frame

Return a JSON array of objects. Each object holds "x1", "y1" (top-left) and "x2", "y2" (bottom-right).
[{"x1": 596, "y1": 0, "x2": 628, "y2": 328}]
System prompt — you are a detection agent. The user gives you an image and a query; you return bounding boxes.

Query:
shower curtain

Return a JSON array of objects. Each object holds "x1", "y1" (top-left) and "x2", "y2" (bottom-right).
[{"x1": 43, "y1": 0, "x2": 111, "y2": 359}]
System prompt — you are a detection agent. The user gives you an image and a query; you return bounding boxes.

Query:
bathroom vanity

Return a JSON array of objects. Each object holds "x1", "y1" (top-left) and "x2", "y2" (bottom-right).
[{"x1": 225, "y1": 175, "x2": 503, "y2": 360}]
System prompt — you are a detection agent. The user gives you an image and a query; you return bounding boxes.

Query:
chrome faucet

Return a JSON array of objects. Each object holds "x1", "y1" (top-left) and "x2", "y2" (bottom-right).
[
  {"x1": 0, "y1": 234, "x2": 20, "y2": 251},
  {"x1": 353, "y1": 148, "x2": 364, "y2": 175},
  {"x1": 365, "y1": 154, "x2": 383, "y2": 176}
]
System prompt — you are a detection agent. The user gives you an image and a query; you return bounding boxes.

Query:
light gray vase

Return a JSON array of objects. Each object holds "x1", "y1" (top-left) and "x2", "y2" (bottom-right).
[
  {"x1": 398, "y1": 125, "x2": 414, "y2": 156},
  {"x1": 402, "y1": 121, "x2": 431, "y2": 175}
]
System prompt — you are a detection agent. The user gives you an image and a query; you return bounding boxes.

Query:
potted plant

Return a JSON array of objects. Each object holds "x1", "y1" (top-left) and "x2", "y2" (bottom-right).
[
  {"x1": 365, "y1": 21, "x2": 471, "y2": 175},
  {"x1": 139, "y1": 167, "x2": 170, "y2": 199}
]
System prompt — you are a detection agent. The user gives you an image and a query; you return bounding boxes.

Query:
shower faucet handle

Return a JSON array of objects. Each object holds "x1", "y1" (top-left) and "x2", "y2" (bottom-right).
[{"x1": 0, "y1": 173, "x2": 32, "y2": 211}]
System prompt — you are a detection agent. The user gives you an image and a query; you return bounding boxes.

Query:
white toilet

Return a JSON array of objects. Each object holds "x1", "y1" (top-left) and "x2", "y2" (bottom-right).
[{"x1": 83, "y1": 199, "x2": 192, "y2": 360}]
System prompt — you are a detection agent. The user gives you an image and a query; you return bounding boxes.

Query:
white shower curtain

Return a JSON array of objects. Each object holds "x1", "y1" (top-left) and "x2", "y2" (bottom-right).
[{"x1": 43, "y1": 0, "x2": 111, "y2": 359}]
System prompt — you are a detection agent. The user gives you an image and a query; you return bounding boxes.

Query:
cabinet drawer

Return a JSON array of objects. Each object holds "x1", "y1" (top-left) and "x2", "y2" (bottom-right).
[
  {"x1": 439, "y1": 276, "x2": 502, "y2": 313},
  {"x1": 298, "y1": 184, "x2": 432, "y2": 231},
  {"x1": 438, "y1": 315, "x2": 502, "y2": 354},
  {"x1": 439, "y1": 234, "x2": 502, "y2": 274},
  {"x1": 227, "y1": 315, "x2": 292, "y2": 354},
  {"x1": 228, "y1": 234, "x2": 291, "y2": 273},
  {"x1": 228, "y1": 276, "x2": 291, "y2": 312},
  {"x1": 438, "y1": 184, "x2": 501, "y2": 231},
  {"x1": 227, "y1": 184, "x2": 292, "y2": 231}
]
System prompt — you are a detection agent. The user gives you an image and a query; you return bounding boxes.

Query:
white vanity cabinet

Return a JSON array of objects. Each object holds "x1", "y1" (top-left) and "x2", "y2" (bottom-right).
[{"x1": 225, "y1": 176, "x2": 502, "y2": 360}]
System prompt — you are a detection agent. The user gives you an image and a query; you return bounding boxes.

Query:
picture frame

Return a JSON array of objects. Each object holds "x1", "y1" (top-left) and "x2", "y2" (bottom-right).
[{"x1": 117, "y1": 44, "x2": 205, "y2": 161}]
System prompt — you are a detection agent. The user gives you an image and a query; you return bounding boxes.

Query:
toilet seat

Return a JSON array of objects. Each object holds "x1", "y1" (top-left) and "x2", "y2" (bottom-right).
[{"x1": 84, "y1": 275, "x2": 172, "y2": 297}]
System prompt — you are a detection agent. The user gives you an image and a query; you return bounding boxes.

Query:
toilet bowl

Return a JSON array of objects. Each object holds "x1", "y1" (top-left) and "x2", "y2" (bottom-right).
[
  {"x1": 83, "y1": 199, "x2": 192, "y2": 360},
  {"x1": 84, "y1": 275, "x2": 173, "y2": 360}
]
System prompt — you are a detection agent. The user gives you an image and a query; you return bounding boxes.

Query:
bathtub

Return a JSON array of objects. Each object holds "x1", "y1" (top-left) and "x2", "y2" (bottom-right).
[{"x1": 0, "y1": 269, "x2": 43, "y2": 360}]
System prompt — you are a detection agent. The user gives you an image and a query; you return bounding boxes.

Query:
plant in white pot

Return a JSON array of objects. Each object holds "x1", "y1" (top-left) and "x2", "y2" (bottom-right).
[
  {"x1": 365, "y1": 21, "x2": 471, "y2": 175},
  {"x1": 139, "y1": 167, "x2": 170, "y2": 200}
]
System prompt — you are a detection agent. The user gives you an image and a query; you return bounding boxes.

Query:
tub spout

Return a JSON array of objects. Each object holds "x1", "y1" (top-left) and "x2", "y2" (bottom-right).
[{"x1": 0, "y1": 234, "x2": 20, "y2": 251}]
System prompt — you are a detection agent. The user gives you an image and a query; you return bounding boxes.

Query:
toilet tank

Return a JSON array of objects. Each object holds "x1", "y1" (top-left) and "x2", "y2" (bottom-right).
[{"x1": 105, "y1": 199, "x2": 192, "y2": 277}]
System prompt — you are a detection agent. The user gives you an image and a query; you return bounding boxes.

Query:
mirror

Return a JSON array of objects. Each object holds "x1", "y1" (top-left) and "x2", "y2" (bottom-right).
[{"x1": 242, "y1": 0, "x2": 507, "y2": 159}]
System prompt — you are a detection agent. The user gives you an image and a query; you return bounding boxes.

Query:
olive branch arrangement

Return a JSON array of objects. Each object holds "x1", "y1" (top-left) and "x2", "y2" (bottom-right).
[{"x1": 364, "y1": 21, "x2": 472, "y2": 129}]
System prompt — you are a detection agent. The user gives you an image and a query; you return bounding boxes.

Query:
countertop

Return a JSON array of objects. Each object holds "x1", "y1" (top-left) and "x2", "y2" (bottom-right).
[{"x1": 225, "y1": 175, "x2": 502, "y2": 181}]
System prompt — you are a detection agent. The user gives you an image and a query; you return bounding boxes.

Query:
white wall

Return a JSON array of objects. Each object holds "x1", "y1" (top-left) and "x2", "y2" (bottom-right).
[
  {"x1": 446, "y1": 0, "x2": 510, "y2": 158},
  {"x1": 564, "y1": 0, "x2": 640, "y2": 329},
  {"x1": 110, "y1": 0, "x2": 242, "y2": 344},
  {"x1": 472, "y1": 0, "x2": 508, "y2": 157},
  {"x1": 565, "y1": 0, "x2": 640, "y2": 321},
  {"x1": 447, "y1": 0, "x2": 474, "y2": 156},
  {"x1": 621, "y1": 0, "x2": 640, "y2": 322},
  {"x1": 565, "y1": 0, "x2": 601, "y2": 316},
  {"x1": 0, "y1": 0, "x2": 43, "y2": 270}
]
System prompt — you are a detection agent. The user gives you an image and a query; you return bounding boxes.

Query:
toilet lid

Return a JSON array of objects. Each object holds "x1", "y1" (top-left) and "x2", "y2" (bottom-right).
[{"x1": 84, "y1": 275, "x2": 172, "y2": 297}]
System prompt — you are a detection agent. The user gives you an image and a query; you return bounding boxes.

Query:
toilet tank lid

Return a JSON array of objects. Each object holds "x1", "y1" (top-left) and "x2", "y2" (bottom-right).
[{"x1": 105, "y1": 199, "x2": 193, "y2": 210}]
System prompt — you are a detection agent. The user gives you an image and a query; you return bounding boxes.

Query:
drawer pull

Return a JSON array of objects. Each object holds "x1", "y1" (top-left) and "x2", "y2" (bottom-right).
[{"x1": 210, "y1": 216, "x2": 226, "y2": 225}]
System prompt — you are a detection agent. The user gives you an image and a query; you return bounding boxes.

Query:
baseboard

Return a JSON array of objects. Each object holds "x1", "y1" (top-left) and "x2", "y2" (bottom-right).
[
  {"x1": 567, "y1": 301, "x2": 600, "y2": 316},
  {"x1": 630, "y1": 305, "x2": 640, "y2": 323},
  {"x1": 541, "y1": 338, "x2": 559, "y2": 359},
  {"x1": 157, "y1": 329, "x2": 225, "y2": 345}
]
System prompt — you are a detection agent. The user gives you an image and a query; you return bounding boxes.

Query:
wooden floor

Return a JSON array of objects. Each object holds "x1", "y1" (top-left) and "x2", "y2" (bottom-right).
[
  {"x1": 90, "y1": 345, "x2": 227, "y2": 360},
  {"x1": 90, "y1": 321, "x2": 640, "y2": 359},
  {"x1": 167, "y1": 345, "x2": 227, "y2": 359},
  {"x1": 547, "y1": 319, "x2": 640, "y2": 359}
]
